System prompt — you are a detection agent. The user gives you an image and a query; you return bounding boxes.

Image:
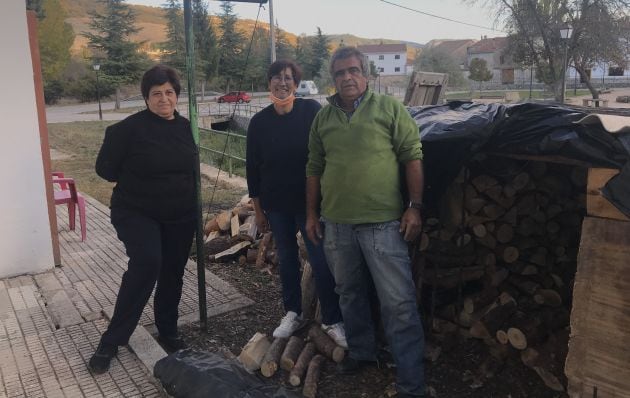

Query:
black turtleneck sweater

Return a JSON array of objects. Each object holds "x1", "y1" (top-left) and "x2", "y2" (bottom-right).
[
  {"x1": 246, "y1": 98, "x2": 321, "y2": 214},
  {"x1": 96, "y1": 109, "x2": 197, "y2": 223}
]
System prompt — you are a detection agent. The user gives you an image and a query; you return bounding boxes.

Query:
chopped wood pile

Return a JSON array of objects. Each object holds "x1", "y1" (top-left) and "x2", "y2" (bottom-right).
[
  {"x1": 203, "y1": 195, "x2": 279, "y2": 270},
  {"x1": 238, "y1": 325, "x2": 344, "y2": 397},
  {"x1": 417, "y1": 155, "x2": 586, "y2": 392}
]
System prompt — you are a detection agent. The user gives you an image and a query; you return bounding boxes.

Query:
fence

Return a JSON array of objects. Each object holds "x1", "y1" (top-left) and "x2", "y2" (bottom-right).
[{"x1": 198, "y1": 127, "x2": 247, "y2": 178}]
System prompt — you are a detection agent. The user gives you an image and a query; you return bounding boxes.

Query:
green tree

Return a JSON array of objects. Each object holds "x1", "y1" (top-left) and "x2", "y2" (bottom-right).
[
  {"x1": 478, "y1": 0, "x2": 629, "y2": 100},
  {"x1": 275, "y1": 25, "x2": 295, "y2": 61},
  {"x1": 468, "y1": 57, "x2": 493, "y2": 96},
  {"x1": 295, "y1": 35, "x2": 313, "y2": 75},
  {"x1": 84, "y1": 0, "x2": 147, "y2": 109},
  {"x1": 37, "y1": 0, "x2": 75, "y2": 103},
  {"x1": 308, "y1": 27, "x2": 329, "y2": 79},
  {"x1": 217, "y1": 1, "x2": 245, "y2": 92},
  {"x1": 25, "y1": 0, "x2": 45, "y2": 18},
  {"x1": 414, "y1": 47, "x2": 466, "y2": 87},
  {"x1": 161, "y1": 0, "x2": 186, "y2": 73},
  {"x1": 193, "y1": 0, "x2": 218, "y2": 97}
]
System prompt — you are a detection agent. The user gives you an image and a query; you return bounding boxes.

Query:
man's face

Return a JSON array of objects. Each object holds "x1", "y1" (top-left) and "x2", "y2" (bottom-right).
[{"x1": 332, "y1": 56, "x2": 368, "y2": 103}]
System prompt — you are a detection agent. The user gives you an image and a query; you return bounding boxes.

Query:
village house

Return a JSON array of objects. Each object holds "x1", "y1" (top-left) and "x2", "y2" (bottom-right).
[{"x1": 357, "y1": 43, "x2": 413, "y2": 76}]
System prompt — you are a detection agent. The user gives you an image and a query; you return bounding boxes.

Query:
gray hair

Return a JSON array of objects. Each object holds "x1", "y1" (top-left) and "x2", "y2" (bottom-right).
[{"x1": 329, "y1": 47, "x2": 370, "y2": 78}]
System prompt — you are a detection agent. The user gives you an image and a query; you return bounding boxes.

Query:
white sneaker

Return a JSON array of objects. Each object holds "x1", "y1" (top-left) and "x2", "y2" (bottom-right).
[
  {"x1": 322, "y1": 322, "x2": 348, "y2": 349},
  {"x1": 273, "y1": 311, "x2": 302, "y2": 338}
]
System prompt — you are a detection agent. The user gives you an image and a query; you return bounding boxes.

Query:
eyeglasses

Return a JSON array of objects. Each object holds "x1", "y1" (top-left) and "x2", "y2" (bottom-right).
[
  {"x1": 333, "y1": 66, "x2": 363, "y2": 79},
  {"x1": 271, "y1": 75, "x2": 294, "y2": 83}
]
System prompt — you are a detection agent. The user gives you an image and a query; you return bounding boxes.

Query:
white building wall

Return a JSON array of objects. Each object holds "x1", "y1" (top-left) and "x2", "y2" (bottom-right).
[
  {"x1": 365, "y1": 52, "x2": 408, "y2": 76},
  {"x1": 0, "y1": 3, "x2": 55, "y2": 277}
]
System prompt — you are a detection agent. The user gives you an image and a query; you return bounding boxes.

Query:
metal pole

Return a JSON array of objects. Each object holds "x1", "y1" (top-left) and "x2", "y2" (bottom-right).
[
  {"x1": 269, "y1": 0, "x2": 276, "y2": 62},
  {"x1": 529, "y1": 63, "x2": 533, "y2": 99},
  {"x1": 95, "y1": 69, "x2": 103, "y2": 121},
  {"x1": 560, "y1": 43, "x2": 568, "y2": 103},
  {"x1": 184, "y1": 0, "x2": 208, "y2": 331}
]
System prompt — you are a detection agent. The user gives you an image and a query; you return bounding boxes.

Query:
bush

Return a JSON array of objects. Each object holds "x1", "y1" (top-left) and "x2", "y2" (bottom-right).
[
  {"x1": 65, "y1": 74, "x2": 116, "y2": 102},
  {"x1": 44, "y1": 80, "x2": 64, "y2": 104}
]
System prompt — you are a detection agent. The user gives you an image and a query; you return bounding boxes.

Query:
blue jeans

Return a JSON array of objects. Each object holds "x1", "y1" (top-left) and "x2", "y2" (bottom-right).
[
  {"x1": 266, "y1": 211, "x2": 342, "y2": 325},
  {"x1": 324, "y1": 219, "x2": 425, "y2": 396}
]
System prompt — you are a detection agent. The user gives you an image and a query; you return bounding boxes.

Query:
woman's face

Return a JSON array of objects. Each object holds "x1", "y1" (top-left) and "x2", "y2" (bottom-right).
[
  {"x1": 269, "y1": 67, "x2": 296, "y2": 99},
  {"x1": 146, "y1": 82, "x2": 178, "y2": 119}
]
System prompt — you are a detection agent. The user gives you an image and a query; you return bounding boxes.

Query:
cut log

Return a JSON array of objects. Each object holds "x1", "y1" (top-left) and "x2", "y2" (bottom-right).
[
  {"x1": 419, "y1": 232, "x2": 430, "y2": 251},
  {"x1": 469, "y1": 293, "x2": 517, "y2": 339},
  {"x1": 496, "y1": 224, "x2": 514, "y2": 243},
  {"x1": 239, "y1": 215, "x2": 257, "y2": 239},
  {"x1": 238, "y1": 333, "x2": 271, "y2": 371},
  {"x1": 204, "y1": 230, "x2": 220, "y2": 244},
  {"x1": 246, "y1": 248, "x2": 258, "y2": 263},
  {"x1": 301, "y1": 261, "x2": 318, "y2": 321},
  {"x1": 533, "y1": 289, "x2": 562, "y2": 307},
  {"x1": 508, "y1": 275, "x2": 540, "y2": 296},
  {"x1": 506, "y1": 316, "x2": 545, "y2": 350},
  {"x1": 255, "y1": 232, "x2": 273, "y2": 268},
  {"x1": 260, "y1": 337, "x2": 288, "y2": 377},
  {"x1": 213, "y1": 241, "x2": 251, "y2": 261},
  {"x1": 490, "y1": 268, "x2": 509, "y2": 287},
  {"x1": 204, "y1": 218, "x2": 220, "y2": 235},
  {"x1": 472, "y1": 175, "x2": 498, "y2": 192},
  {"x1": 497, "y1": 245, "x2": 519, "y2": 263},
  {"x1": 307, "y1": 325, "x2": 345, "y2": 363},
  {"x1": 511, "y1": 172, "x2": 530, "y2": 191},
  {"x1": 230, "y1": 215, "x2": 240, "y2": 237},
  {"x1": 216, "y1": 211, "x2": 232, "y2": 231},
  {"x1": 281, "y1": 336, "x2": 305, "y2": 371},
  {"x1": 463, "y1": 287, "x2": 498, "y2": 315},
  {"x1": 302, "y1": 354, "x2": 326, "y2": 398},
  {"x1": 472, "y1": 224, "x2": 487, "y2": 238},
  {"x1": 496, "y1": 329, "x2": 509, "y2": 345},
  {"x1": 289, "y1": 342, "x2": 316, "y2": 386},
  {"x1": 482, "y1": 204, "x2": 506, "y2": 220}
]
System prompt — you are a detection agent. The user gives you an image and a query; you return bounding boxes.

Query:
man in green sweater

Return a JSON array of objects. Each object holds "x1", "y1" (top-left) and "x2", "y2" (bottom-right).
[{"x1": 305, "y1": 47, "x2": 425, "y2": 398}]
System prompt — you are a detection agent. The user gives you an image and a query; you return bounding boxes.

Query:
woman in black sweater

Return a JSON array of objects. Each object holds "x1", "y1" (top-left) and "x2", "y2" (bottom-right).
[
  {"x1": 88, "y1": 65, "x2": 197, "y2": 374},
  {"x1": 246, "y1": 60, "x2": 346, "y2": 347}
]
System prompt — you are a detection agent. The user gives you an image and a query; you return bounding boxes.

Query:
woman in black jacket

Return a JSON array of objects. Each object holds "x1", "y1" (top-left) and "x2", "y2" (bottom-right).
[{"x1": 88, "y1": 65, "x2": 197, "y2": 374}]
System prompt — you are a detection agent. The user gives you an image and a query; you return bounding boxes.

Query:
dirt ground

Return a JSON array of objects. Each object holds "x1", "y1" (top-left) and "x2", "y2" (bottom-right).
[{"x1": 179, "y1": 258, "x2": 569, "y2": 398}]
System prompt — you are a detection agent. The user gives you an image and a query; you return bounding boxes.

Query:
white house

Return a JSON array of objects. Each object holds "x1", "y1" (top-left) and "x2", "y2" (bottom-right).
[
  {"x1": 0, "y1": 3, "x2": 57, "y2": 277},
  {"x1": 466, "y1": 36, "x2": 535, "y2": 86},
  {"x1": 357, "y1": 43, "x2": 412, "y2": 76}
]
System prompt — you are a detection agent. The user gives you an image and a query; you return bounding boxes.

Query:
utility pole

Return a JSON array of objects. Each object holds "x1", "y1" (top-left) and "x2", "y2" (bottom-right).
[{"x1": 269, "y1": 0, "x2": 276, "y2": 62}]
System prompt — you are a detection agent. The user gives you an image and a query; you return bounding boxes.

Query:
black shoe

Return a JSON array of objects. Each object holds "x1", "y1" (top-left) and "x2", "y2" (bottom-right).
[
  {"x1": 157, "y1": 334, "x2": 187, "y2": 353},
  {"x1": 88, "y1": 342, "x2": 118, "y2": 374}
]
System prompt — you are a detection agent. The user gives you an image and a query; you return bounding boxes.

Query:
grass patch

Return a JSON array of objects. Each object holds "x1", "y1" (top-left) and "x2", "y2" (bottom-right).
[
  {"x1": 48, "y1": 120, "x2": 248, "y2": 211},
  {"x1": 199, "y1": 128, "x2": 247, "y2": 178}
]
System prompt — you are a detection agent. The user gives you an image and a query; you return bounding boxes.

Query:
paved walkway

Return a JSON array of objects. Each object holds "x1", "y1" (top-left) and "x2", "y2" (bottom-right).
[{"x1": 0, "y1": 193, "x2": 253, "y2": 397}]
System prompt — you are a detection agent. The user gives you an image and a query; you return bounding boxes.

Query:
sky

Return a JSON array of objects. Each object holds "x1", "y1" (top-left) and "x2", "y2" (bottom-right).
[{"x1": 127, "y1": 0, "x2": 506, "y2": 45}]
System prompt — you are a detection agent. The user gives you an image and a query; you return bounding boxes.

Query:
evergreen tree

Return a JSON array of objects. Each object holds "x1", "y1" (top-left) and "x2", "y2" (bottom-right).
[
  {"x1": 217, "y1": 1, "x2": 245, "y2": 92},
  {"x1": 274, "y1": 25, "x2": 294, "y2": 61},
  {"x1": 84, "y1": 0, "x2": 147, "y2": 109},
  {"x1": 25, "y1": 0, "x2": 45, "y2": 19},
  {"x1": 308, "y1": 27, "x2": 329, "y2": 79},
  {"x1": 193, "y1": 0, "x2": 218, "y2": 95},
  {"x1": 162, "y1": 0, "x2": 186, "y2": 73},
  {"x1": 295, "y1": 35, "x2": 313, "y2": 76}
]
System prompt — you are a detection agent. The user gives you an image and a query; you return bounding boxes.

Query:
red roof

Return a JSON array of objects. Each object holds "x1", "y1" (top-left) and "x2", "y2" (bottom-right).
[
  {"x1": 467, "y1": 37, "x2": 508, "y2": 54},
  {"x1": 357, "y1": 43, "x2": 407, "y2": 54}
]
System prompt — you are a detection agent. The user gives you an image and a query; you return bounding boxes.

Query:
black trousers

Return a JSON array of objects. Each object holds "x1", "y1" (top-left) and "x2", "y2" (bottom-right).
[{"x1": 101, "y1": 206, "x2": 196, "y2": 346}]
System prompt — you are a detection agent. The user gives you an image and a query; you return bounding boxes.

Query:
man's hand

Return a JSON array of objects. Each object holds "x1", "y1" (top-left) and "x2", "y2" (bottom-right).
[
  {"x1": 400, "y1": 208, "x2": 422, "y2": 242},
  {"x1": 255, "y1": 210, "x2": 269, "y2": 233},
  {"x1": 305, "y1": 214, "x2": 323, "y2": 245}
]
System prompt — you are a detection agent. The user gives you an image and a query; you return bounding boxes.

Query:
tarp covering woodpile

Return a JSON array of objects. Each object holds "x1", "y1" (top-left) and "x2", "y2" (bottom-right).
[{"x1": 409, "y1": 102, "x2": 630, "y2": 216}]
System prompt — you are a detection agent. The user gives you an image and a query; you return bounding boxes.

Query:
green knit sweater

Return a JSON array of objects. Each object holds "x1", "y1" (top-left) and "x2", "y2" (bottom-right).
[{"x1": 306, "y1": 89, "x2": 423, "y2": 224}]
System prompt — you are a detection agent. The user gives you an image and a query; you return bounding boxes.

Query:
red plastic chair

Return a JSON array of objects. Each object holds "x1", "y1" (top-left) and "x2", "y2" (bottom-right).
[{"x1": 53, "y1": 173, "x2": 87, "y2": 241}]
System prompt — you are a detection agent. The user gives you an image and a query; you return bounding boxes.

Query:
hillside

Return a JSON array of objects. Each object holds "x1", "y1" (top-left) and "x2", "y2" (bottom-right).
[{"x1": 59, "y1": 0, "x2": 423, "y2": 57}]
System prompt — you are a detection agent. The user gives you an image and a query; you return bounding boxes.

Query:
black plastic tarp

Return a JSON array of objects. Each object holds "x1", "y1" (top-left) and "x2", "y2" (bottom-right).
[
  {"x1": 408, "y1": 101, "x2": 630, "y2": 216},
  {"x1": 154, "y1": 350, "x2": 301, "y2": 398}
]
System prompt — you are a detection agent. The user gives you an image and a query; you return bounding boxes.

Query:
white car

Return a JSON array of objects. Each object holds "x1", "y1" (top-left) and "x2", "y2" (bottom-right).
[{"x1": 295, "y1": 80, "x2": 319, "y2": 97}]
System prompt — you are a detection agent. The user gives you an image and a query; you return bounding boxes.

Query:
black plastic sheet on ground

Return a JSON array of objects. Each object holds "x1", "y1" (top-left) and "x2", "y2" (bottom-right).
[
  {"x1": 154, "y1": 349, "x2": 301, "y2": 398},
  {"x1": 408, "y1": 101, "x2": 630, "y2": 216}
]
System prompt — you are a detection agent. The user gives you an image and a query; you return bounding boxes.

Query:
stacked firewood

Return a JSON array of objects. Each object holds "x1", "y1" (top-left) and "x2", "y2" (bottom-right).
[
  {"x1": 203, "y1": 195, "x2": 278, "y2": 269},
  {"x1": 237, "y1": 326, "x2": 344, "y2": 398},
  {"x1": 417, "y1": 156, "x2": 586, "y2": 392}
]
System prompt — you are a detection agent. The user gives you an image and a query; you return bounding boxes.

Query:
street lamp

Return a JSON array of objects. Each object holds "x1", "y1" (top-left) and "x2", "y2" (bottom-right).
[
  {"x1": 559, "y1": 26, "x2": 573, "y2": 104},
  {"x1": 93, "y1": 64, "x2": 103, "y2": 121}
]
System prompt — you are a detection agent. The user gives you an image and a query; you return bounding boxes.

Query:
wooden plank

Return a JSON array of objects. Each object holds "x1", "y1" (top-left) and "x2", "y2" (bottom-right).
[
  {"x1": 565, "y1": 217, "x2": 630, "y2": 397},
  {"x1": 230, "y1": 214, "x2": 240, "y2": 237},
  {"x1": 586, "y1": 168, "x2": 629, "y2": 221}
]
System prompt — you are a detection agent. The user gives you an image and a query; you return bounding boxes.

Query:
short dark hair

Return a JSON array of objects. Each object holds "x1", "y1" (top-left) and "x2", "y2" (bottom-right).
[
  {"x1": 329, "y1": 47, "x2": 369, "y2": 78},
  {"x1": 267, "y1": 59, "x2": 302, "y2": 85},
  {"x1": 141, "y1": 65, "x2": 181, "y2": 99}
]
